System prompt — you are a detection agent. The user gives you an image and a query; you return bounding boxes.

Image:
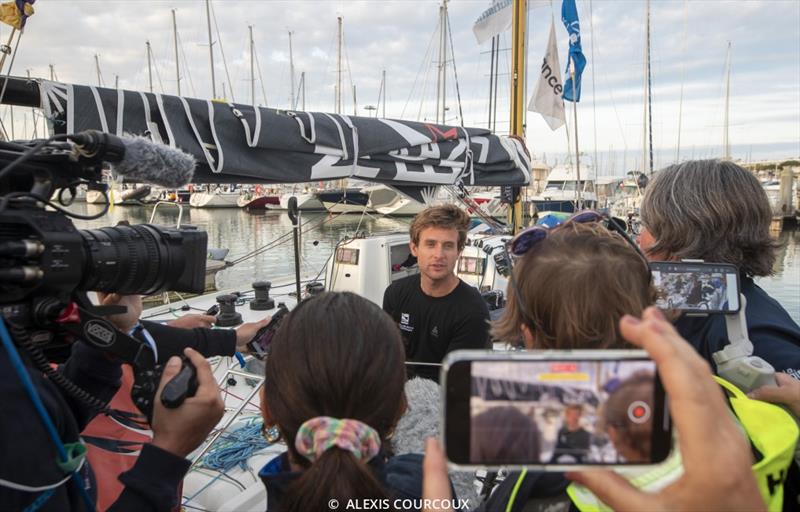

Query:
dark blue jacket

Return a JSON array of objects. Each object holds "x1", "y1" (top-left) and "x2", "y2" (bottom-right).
[
  {"x1": 259, "y1": 451, "x2": 427, "y2": 511},
  {"x1": 0, "y1": 340, "x2": 190, "y2": 511},
  {"x1": 675, "y1": 277, "x2": 800, "y2": 378}
]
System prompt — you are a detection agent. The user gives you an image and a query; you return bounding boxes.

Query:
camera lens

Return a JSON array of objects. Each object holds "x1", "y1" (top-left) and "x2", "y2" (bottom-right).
[{"x1": 79, "y1": 224, "x2": 207, "y2": 295}]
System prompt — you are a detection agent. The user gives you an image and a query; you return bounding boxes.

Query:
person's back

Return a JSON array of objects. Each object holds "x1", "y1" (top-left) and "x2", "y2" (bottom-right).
[{"x1": 260, "y1": 292, "x2": 439, "y2": 511}]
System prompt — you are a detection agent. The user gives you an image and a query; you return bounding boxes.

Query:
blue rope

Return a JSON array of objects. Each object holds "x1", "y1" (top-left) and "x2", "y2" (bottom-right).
[
  {"x1": 0, "y1": 317, "x2": 96, "y2": 511},
  {"x1": 184, "y1": 417, "x2": 271, "y2": 504},
  {"x1": 200, "y1": 418, "x2": 270, "y2": 473}
]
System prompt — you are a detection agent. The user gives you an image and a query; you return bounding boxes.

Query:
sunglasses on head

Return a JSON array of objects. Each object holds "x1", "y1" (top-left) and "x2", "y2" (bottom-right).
[
  {"x1": 505, "y1": 210, "x2": 651, "y2": 338},
  {"x1": 508, "y1": 210, "x2": 647, "y2": 262}
]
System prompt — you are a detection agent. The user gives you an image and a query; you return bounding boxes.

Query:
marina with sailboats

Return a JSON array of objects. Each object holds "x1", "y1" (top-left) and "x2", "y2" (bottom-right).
[{"x1": 0, "y1": 0, "x2": 798, "y2": 510}]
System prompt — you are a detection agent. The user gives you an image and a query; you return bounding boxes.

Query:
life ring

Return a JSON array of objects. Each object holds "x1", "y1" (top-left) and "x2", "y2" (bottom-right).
[{"x1": 255, "y1": 185, "x2": 263, "y2": 195}]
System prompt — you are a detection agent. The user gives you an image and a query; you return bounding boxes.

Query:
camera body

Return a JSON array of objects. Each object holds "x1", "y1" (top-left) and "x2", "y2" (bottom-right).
[{"x1": 0, "y1": 133, "x2": 206, "y2": 421}]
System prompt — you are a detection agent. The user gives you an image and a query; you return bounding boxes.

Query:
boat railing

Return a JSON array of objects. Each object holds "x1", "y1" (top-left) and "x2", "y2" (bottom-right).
[{"x1": 149, "y1": 200, "x2": 185, "y2": 228}]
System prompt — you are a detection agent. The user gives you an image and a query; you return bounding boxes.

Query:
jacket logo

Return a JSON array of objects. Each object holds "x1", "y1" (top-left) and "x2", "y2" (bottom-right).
[
  {"x1": 401, "y1": 313, "x2": 410, "y2": 325},
  {"x1": 431, "y1": 326, "x2": 439, "y2": 337}
]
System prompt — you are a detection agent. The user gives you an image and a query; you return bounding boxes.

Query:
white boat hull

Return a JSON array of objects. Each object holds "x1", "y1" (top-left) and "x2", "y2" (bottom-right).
[
  {"x1": 190, "y1": 191, "x2": 241, "y2": 208},
  {"x1": 279, "y1": 192, "x2": 324, "y2": 210}
]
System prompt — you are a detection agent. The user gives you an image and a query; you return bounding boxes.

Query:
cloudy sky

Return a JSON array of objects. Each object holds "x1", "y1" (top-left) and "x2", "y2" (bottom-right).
[{"x1": 4, "y1": 0, "x2": 800, "y2": 173}]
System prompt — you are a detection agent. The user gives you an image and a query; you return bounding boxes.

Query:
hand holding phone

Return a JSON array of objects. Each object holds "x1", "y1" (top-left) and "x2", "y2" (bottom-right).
[
  {"x1": 442, "y1": 350, "x2": 671, "y2": 469},
  {"x1": 567, "y1": 308, "x2": 765, "y2": 511}
]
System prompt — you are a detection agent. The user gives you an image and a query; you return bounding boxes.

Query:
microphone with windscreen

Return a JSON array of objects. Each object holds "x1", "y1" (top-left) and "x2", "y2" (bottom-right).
[{"x1": 68, "y1": 130, "x2": 196, "y2": 188}]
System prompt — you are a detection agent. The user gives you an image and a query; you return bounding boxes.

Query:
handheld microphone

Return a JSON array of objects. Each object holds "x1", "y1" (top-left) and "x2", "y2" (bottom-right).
[{"x1": 69, "y1": 130, "x2": 196, "y2": 188}]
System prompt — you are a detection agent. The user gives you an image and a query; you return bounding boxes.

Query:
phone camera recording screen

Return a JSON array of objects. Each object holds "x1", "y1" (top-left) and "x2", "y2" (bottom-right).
[
  {"x1": 469, "y1": 360, "x2": 658, "y2": 465},
  {"x1": 651, "y1": 264, "x2": 739, "y2": 312}
]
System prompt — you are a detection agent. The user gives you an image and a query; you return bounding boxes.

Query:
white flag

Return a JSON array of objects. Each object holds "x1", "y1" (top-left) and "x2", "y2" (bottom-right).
[
  {"x1": 473, "y1": 0, "x2": 512, "y2": 44},
  {"x1": 528, "y1": 21, "x2": 566, "y2": 130},
  {"x1": 473, "y1": 0, "x2": 550, "y2": 44}
]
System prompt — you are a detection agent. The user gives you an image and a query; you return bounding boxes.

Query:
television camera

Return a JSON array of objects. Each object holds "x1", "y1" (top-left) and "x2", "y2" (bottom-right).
[{"x1": 0, "y1": 130, "x2": 206, "y2": 421}]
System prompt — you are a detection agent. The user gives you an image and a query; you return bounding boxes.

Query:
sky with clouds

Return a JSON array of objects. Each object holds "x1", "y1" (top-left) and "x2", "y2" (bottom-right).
[{"x1": 5, "y1": 0, "x2": 800, "y2": 174}]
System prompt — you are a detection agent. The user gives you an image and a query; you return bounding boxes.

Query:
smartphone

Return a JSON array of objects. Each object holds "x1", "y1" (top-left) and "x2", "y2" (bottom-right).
[
  {"x1": 246, "y1": 304, "x2": 289, "y2": 359},
  {"x1": 650, "y1": 261, "x2": 741, "y2": 313},
  {"x1": 442, "y1": 350, "x2": 672, "y2": 469}
]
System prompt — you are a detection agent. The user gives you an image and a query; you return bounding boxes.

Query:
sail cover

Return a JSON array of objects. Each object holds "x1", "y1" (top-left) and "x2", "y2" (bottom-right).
[{"x1": 37, "y1": 80, "x2": 530, "y2": 187}]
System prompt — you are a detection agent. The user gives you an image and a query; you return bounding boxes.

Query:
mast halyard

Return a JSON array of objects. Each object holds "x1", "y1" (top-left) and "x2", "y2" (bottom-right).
[{"x1": 205, "y1": 0, "x2": 216, "y2": 98}]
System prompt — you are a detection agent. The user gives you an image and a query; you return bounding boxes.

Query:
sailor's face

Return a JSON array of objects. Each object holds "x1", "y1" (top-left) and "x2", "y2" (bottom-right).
[{"x1": 411, "y1": 227, "x2": 460, "y2": 282}]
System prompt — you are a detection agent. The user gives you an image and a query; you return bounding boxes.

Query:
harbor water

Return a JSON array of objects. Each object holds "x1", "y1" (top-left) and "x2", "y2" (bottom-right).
[{"x1": 70, "y1": 203, "x2": 800, "y2": 324}]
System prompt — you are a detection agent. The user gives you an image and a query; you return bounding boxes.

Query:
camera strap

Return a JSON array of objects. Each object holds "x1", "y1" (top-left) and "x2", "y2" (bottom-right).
[{"x1": 0, "y1": 316, "x2": 95, "y2": 511}]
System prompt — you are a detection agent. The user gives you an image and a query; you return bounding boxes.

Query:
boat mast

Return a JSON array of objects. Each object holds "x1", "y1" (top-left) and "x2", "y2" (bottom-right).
[
  {"x1": 353, "y1": 84, "x2": 357, "y2": 115},
  {"x1": 288, "y1": 30, "x2": 296, "y2": 109},
  {"x1": 94, "y1": 54, "x2": 103, "y2": 87},
  {"x1": 723, "y1": 41, "x2": 732, "y2": 160},
  {"x1": 382, "y1": 69, "x2": 387, "y2": 117},
  {"x1": 249, "y1": 25, "x2": 255, "y2": 106},
  {"x1": 640, "y1": 1, "x2": 649, "y2": 177},
  {"x1": 507, "y1": 0, "x2": 526, "y2": 233},
  {"x1": 676, "y1": 0, "x2": 687, "y2": 162},
  {"x1": 49, "y1": 64, "x2": 55, "y2": 81},
  {"x1": 646, "y1": 0, "x2": 654, "y2": 174},
  {"x1": 336, "y1": 16, "x2": 343, "y2": 114},
  {"x1": 488, "y1": 35, "x2": 496, "y2": 130},
  {"x1": 146, "y1": 41, "x2": 153, "y2": 93},
  {"x1": 205, "y1": 0, "x2": 216, "y2": 98},
  {"x1": 300, "y1": 71, "x2": 306, "y2": 110},
  {"x1": 172, "y1": 9, "x2": 181, "y2": 95}
]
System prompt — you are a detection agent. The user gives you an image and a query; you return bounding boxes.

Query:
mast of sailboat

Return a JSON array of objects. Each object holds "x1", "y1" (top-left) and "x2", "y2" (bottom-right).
[
  {"x1": 94, "y1": 54, "x2": 102, "y2": 87},
  {"x1": 353, "y1": 85, "x2": 357, "y2": 115},
  {"x1": 205, "y1": 0, "x2": 216, "y2": 98},
  {"x1": 115, "y1": 75, "x2": 119, "y2": 90},
  {"x1": 249, "y1": 25, "x2": 255, "y2": 106},
  {"x1": 488, "y1": 36, "x2": 496, "y2": 130},
  {"x1": 382, "y1": 70, "x2": 387, "y2": 117},
  {"x1": 288, "y1": 30, "x2": 296, "y2": 109},
  {"x1": 27, "y1": 69, "x2": 37, "y2": 138},
  {"x1": 49, "y1": 64, "x2": 55, "y2": 81},
  {"x1": 676, "y1": 0, "x2": 687, "y2": 161},
  {"x1": 300, "y1": 71, "x2": 306, "y2": 110},
  {"x1": 146, "y1": 41, "x2": 154, "y2": 93},
  {"x1": 336, "y1": 16, "x2": 343, "y2": 114},
  {"x1": 507, "y1": 0, "x2": 526, "y2": 234},
  {"x1": 376, "y1": 69, "x2": 386, "y2": 118},
  {"x1": 441, "y1": 0, "x2": 448, "y2": 123},
  {"x1": 172, "y1": 9, "x2": 181, "y2": 96},
  {"x1": 723, "y1": 41, "x2": 732, "y2": 160},
  {"x1": 646, "y1": 0, "x2": 654, "y2": 174}
]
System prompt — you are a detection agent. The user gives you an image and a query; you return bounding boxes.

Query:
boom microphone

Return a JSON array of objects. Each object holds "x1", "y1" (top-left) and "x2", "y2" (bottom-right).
[{"x1": 69, "y1": 130, "x2": 196, "y2": 188}]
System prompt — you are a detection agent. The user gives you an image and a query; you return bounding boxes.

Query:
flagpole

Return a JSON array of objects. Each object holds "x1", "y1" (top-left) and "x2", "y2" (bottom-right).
[{"x1": 570, "y1": 56, "x2": 582, "y2": 210}]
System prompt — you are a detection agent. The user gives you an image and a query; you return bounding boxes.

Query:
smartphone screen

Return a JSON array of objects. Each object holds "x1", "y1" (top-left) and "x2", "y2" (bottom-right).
[
  {"x1": 246, "y1": 304, "x2": 289, "y2": 359},
  {"x1": 650, "y1": 261, "x2": 741, "y2": 313},
  {"x1": 443, "y1": 352, "x2": 671, "y2": 468}
]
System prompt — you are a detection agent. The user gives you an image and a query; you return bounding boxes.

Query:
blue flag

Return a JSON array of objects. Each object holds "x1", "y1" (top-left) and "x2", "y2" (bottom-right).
[{"x1": 561, "y1": 0, "x2": 586, "y2": 102}]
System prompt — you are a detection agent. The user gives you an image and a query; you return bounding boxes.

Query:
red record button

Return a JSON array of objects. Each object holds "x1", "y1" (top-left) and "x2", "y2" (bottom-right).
[{"x1": 627, "y1": 401, "x2": 651, "y2": 424}]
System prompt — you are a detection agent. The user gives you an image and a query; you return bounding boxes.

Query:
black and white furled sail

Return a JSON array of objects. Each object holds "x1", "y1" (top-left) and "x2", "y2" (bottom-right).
[{"x1": 34, "y1": 80, "x2": 530, "y2": 188}]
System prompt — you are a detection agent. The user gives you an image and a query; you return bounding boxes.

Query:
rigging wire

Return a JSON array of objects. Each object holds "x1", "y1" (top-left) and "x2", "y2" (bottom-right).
[
  {"x1": 177, "y1": 29, "x2": 197, "y2": 97},
  {"x1": 444, "y1": 7, "x2": 464, "y2": 126},
  {"x1": 400, "y1": 19, "x2": 438, "y2": 120},
  {"x1": 252, "y1": 37, "x2": 269, "y2": 106},
  {"x1": 210, "y1": 0, "x2": 235, "y2": 102}
]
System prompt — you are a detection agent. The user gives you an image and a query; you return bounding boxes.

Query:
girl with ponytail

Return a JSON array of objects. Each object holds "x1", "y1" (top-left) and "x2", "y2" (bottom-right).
[{"x1": 259, "y1": 292, "x2": 429, "y2": 511}]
